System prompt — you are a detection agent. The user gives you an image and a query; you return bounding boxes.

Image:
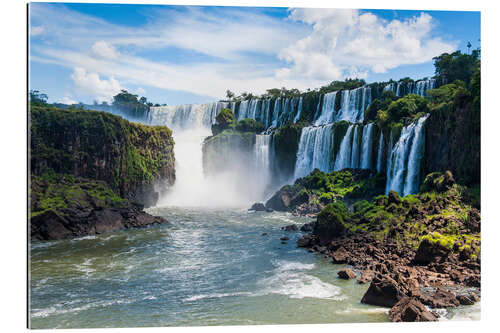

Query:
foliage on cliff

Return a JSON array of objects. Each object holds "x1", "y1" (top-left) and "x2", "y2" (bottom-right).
[
  {"x1": 313, "y1": 171, "x2": 480, "y2": 260},
  {"x1": 30, "y1": 104, "x2": 175, "y2": 206},
  {"x1": 265, "y1": 169, "x2": 386, "y2": 215}
]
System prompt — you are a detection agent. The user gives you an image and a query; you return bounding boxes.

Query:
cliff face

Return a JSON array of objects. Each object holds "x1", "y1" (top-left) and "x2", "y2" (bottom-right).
[
  {"x1": 30, "y1": 105, "x2": 175, "y2": 207},
  {"x1": 423, "y1": 97, "x2": 480, "y2": 186},
  {"x1": 202, "y1": 131, "x2": 255, "y2": 177}
]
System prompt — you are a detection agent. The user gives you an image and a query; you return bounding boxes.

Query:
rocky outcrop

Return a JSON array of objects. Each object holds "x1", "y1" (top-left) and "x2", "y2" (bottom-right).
[
  {"x1": 30, "y1": 175, "x2": 167, "y2": 240},
  {"x1": 337, "y1": 268, "x2": 356, "y2": 279},
  {"x1": 30, "y1": 105, "x2": 175, "y2": 207},
  {"x1": 389, "y1": 297, "x2": 438, "y2": 322},
  {"x1": 361, "y1": 276, "x2": 405, "y2": 307}
]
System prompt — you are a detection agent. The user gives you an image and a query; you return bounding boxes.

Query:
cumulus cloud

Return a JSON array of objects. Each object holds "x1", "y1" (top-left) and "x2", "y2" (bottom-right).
[
  {"x1": 29, "y1": 4, "x2": 458, "y2": 102},
  {"x1": 278, "y1": 9, "x2": 457, "y2": 81},
  {"x1": 91, "y1": 41, "x2": 119, "y2": 59},
  {"x1": 59, "y1": 96, "x2": 77, "y2": 105},
  {"x1": 136, "y1": 87, "x2": 146, "y2": 95},
  {"x1": 70, "y1": 67, "x2": 121, "y2": 103}
]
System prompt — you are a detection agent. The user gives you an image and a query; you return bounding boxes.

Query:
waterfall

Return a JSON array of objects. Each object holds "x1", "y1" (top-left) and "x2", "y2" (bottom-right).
[
  {"x1": 255, "y1": 134, "x2": 272, "y2": 188},
  {"x1": 293, "y1": 97, "x2": 303, "y2": 123},
  {"x1": 360, "y1": 123, "x2": 374, "y2": 169},
  {"x1": 314, "y1": 91, "x2": 337, "y2": 125},
  {"x1": 294, "y1": 124, "x2": 334, "y2": 179},
  {"x1": 413, "y1": 79, "x2": 436, "y2": 96},
  {"x1": 270, "y1": 98, "x2": 281, "y2": 128},
  {"x1": 385, "y1": 115, "x2": 429, "y2": 195},
  {"x1": 333, "y1": 125, "x2": 354, "y2": 171},
  {"x1": 403, "y1": 115, "x2": 429, "y2": 195},
  {"x1": 149, "y1": 102, "x2": 229, "y2": 129},
  {"x1": 376, "y1": 132, "x2": 384, "y2": 173},
  {"x1": 350, "y1": 125, "x2": 361, "y2": 169},
  {"x1": 337, "y1": 87, "x2": 371, "y2": 123}
]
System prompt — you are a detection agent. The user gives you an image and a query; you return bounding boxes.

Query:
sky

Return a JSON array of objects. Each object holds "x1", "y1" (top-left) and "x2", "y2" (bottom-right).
[{"x1": 28, "y1": 2, "x2": 480, "y2": 106}]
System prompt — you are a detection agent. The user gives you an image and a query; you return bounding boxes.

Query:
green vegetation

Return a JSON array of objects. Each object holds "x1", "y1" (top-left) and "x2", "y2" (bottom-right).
[
  {"x1": 314, "y1": 171, "x2": 480, "y2": 258},
  {"x1": 30, "y1": 103, "x2": 175, "y2": 200},
  {"x1": 30, "y1": 173, "x2": 128, "y2": 219},
  {"x1": 433, "y1": 50, "x2": 480, "y2": 85}
]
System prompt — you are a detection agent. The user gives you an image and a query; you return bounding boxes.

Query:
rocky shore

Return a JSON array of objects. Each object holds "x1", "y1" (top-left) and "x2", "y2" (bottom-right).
[
  {"x1": 30, "y1": 174, "x2": 167, "y2": 241},
  {"x1": 277, "y1": 170, "x2": 480, "y2": 322}
]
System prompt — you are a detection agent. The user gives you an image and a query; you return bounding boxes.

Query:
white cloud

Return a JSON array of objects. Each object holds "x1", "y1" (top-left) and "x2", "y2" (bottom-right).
[
  {"x1": 30, "y1": 26, "x2": 45, "y2": 36},
  {"x1": 136, "y1": 87, "x2": 146, "y2": 95},
  {"x1": 91, "y1": 41, "x2": 119, "y2": 59},
  {"x1": 70, "y1": 67, "x2": 122, "y2": 103},
  {"x1": 59, "y1": 96, "x2": 77, "y2": 105},
  {"x1": 278, "y1": 9, "x2": 457, "y2": 81},
  {"x1": 29, "y1": 4, "x2": 458, "y2": 102}
]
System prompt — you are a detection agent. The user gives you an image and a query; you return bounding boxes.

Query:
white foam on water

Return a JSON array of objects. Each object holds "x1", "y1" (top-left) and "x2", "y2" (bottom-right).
[
  {"x1": 259, "y1": 260, "x2": 345, "y2": 300},
  {"x1": 31, "y1": 299, "x2": 133, "y2": 318},
  {"x1": 71, "y1": 235, "x2": 97, "y2": 242},
  {"x1": 75, "y1": 258, "x2": 96, "y2": 276},
  {"x1": 438, "y1": 302, "x2": 481, "y2": 321},
  {"x1": 184, "y1": 292, "x2": 255, "y2": 302}
]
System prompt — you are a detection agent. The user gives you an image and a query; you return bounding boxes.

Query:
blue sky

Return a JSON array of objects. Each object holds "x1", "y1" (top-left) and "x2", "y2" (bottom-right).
[{"x1": 29, "y1": 3, "x2": 480, "y2": 105}]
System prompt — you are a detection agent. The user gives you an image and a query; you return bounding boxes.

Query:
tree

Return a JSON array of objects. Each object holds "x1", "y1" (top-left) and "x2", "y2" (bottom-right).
[
  {"x1": 29, "y1": 90, "x2": 48, "y2": 104},
  {"x1": 139, "y1": 96, "x2": 147, "y2": 104},
  {"x1": 467, "y1": 41, "x2": 472, "y2": 54},
  {"x1": 433, "y1": 50, "x2": 480, "y2": 85},
  {"x1": 211, "y1": 108, "x2": 235, "y2": 135},
  {"x1": 226, "y1": 90, "x2": 235, "y2": 99}
]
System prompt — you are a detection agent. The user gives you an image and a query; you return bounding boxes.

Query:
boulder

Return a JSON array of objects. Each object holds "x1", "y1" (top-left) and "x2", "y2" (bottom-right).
[
  {"x1": 331, "y1": 247, "x2": 349, "y2": 264},
  {"x1": 30, "y1": 210, "x2": 73, "y2": 240},
  {"x1": 338, "y1": 268, "x2": 357, "y2": 280},
  {"x1": 297, "y1": 235, "x2": 314, "y2": 247},
  {"x1": 457, "y1": 292, "x2": 480, "y2": 305},
  {"x1": 283, "y1": 224, "x2": 298, "y2": 232},
  {"x1": 388, "y1": 191, "x2": 402, "y2": 205},
  {"x1": 313, "y1": 202, "x2": 349, "y2": 245},
  {"x1": 249, "y1": 202, "x2": 266, "y2": 211},
  {"x1": 413, "y1": 238, "x2": 451, "y2": 265},
  {"x1": 300, "y1": 222, "x2": 314, "y2": 232},
  {"x1": 280, "y1": 236, "x2": 290, "y2": 241},
  {"x1": 389, "y1": 297, "x2": 438, "y2": 322},
  {"x1": 361, "y1": 276, "x2": 405, "y2": 307},
  {"x1": 357, "y1": 269, "x2": 375, "y2": 284},
  {"x1": 419, "y1": 289, "x2": 459, "y2": 308},
  {"x1": 265, "y1": 188, "x2": 293, "y2": 211}
]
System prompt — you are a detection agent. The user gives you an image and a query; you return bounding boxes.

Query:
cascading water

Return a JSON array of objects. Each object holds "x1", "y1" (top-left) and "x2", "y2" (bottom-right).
[
  {"x1": 314, "y1": 91, "x2": 337, "y2": 125},
  {"x1": 333, "y1": 125, "x2": 354, "y2": 171},
  {"x1": 294, "y1": 124, "x2": 334, "y2": 179},
  {"x1": 385, "y1": 115, "x2": 429, "y2": 196},
  {"x1": 149, "y1": 102, "x2": 272, "y2": 207},
  {"x1": 350, "y1": 125, "x2": 361, "y2": 169},
  {"x1": 293, "y1": 97, "x2": 303, "y2": 123},
  {"x1": 376, "y1": 132, "x2": 384, "y2": 173},
  {"x1": 360, "y1": 124, "x2": 374, "y2": 170},
  {"x1": 336, "y1": 87, "x2": 371, "y2": 123},
  {"x1": 255, "y1": 134, "x2": 272, "y2": 191}
]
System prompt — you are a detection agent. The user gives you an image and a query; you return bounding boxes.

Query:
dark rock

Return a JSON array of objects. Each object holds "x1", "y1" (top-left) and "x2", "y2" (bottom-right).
[
  {"x1": 357, "y1": 270, "x2": 375, "y2": 284},
  {"x1": 280, "y1": 236, "x2": 290, "y2": 241},
  {"x1": 283, "y1": 224, "x2": 298, "y2": 232},
  {"x1": 419, "y1": 289, "x2": 459, "y2": 308},
  {"x1": 457, "y1": 293, "x2": 479, "y2": 305},
  {"x1": 389, "y1": 297, "x2": 438, "y2": 322},
  {"x1": 467, "y1": 208, "x2": 481, "y2": 232},
  {"x1": 30, "y1": 210, "x2": 73, "y2": 241},
  {"x1": 413, "y1": 238, "x2": 451, "y2": 265},
  {"x1": 265, "y1": 188, "x2": 293, "y2": 211},
  {"x1": 261, "y1": 232, "x2": 268, "y2": 236},
  {"x1": 338, "y1": 268, "x2": 357, "y2": 279},
  {"x1": 331, "y1": 247, "x2": 349, "y2": 264},
  {"x1": 388, "y1": 191, "x2": 402, "y2": 205},
  {"x1": 300, "y1": 222, "x2": 314, "y2": 232},
  {"x1": 297, "y1": 235, "x2": 313, "y2": 247},
  {"x1": 249, "y1": 202, "x2": 266, "y2": 211},
  {"x1": 266, "y1": 208, "x2": 274, "y2": 213},
  {"x1": 361, "y1": 276, "x2": 405, "y2": 307}
]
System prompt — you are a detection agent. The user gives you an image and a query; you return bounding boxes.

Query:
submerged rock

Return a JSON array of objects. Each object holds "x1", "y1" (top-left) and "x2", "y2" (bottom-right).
[
  {"x1": 249, "y1": 202, "x2": 266, "y2": 211},
  {"x1": 283, "y1": 224, "x2": 298, "y2": 232}
]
